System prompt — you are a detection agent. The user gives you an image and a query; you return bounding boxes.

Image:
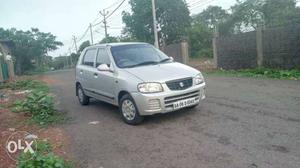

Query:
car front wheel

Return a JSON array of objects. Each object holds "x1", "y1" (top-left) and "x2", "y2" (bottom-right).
[{"x1": 119, "y1": 94, "x2": 144, "y2": 125}]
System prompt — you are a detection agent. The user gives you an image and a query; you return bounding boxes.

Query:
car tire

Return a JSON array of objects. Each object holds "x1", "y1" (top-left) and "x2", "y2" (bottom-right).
[
  {"x1": 119, "y1": 94, "x2": 144, "y2": 125},
  {"x1": 77, "y1": 84, "x2": 90, "y2": 105}
]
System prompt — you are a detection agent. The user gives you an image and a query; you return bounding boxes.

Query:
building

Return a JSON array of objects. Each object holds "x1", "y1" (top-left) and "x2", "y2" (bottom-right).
[{"x1": 0, "y1": 40, "x2": 15, "y2": 82}]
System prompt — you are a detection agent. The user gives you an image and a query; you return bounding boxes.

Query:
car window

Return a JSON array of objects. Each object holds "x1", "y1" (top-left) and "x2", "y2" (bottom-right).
[
  {"x1": 96, "y1": 48, "x2": 111, "y2": 67},
  {"x1": 110, "y1": 44, "x2": 169, "y2": 68},
  {"x1": 82, "y1": 49, "x2": 97, "y2": 67}
]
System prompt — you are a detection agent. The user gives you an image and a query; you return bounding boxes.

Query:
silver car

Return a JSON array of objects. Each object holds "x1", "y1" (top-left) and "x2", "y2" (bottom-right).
[{"x1": 75, "y1": 42, "x2": 206, "y2": 125}]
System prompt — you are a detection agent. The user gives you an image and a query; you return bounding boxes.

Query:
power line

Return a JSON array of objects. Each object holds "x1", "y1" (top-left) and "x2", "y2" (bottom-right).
[
  {"x1": 104, "y1": 0, "x2": 123, "y2": 10},
  {"x1": 106, "y1": 0, "x2": 126, "y2": 20},
  {"x1": 77, "y1": 27, "x2": 90, "y2": 42}
]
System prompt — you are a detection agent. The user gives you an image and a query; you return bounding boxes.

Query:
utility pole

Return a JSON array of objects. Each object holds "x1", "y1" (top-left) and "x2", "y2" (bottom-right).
[
  {"x1": 89, "y1": 23, "x2": 94, "y2": 45},
  {"x1": 72, "y1": 36, "x2": 78, "y2": 53},
  {"x1": 100, "y1": 9, "x2": 109, "y2": 38},
  {"x1": 68, "y1": 48, "x2": 73, "y2": 66},
  {"x1": 152, "y1": 0, "x2": 159, "y2": 48}
]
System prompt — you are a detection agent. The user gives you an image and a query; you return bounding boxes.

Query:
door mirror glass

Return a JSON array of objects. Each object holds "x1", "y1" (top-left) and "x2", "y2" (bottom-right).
[
  {"x1": 169, "y1": 57, "x2": 174, "y2": 62},
  {"x1": 97, "y1": 64, "x2": 110, "y2": 71}
]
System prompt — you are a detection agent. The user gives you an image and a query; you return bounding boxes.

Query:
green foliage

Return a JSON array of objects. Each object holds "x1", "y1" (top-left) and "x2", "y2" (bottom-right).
[
  {"x1": 78, "y1": 40, "x2": 90, "y2": 53},
  {"x1": 188, "y1": 22, "x2": 213, "y2": 58},
  {"x1": 13, "y1": 90, "x2": 63, "y2": 126},
  {"x1": 208, "y1": 68, "x2": 300, "y2": 80},
  {"x1": 0, "y1": 28, "x2": 63, "y2": 74},
  {"x1": 220, "y1": 0, "x2": 300, "y2": 34},
  {"x1": 100, "y1": 35, "x2": 119, "y2": 44},
  {"x1": 193, "y1": 6, "x2": 229, "y2": 29},
  {"x1": 0, "y1": 79, "x2": 49, "y2": 92},
  {"x1": 17, "y1": 140, "x2": 72, "y2": 168},
  {"x1": 24, "y1": 66, "x2": 50, "y2": 75},
  {"x1": 122, "y1": 0, "x2": 191, "y2": 44}
]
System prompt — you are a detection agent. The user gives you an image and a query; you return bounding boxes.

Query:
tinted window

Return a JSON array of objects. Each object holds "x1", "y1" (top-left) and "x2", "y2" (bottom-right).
[
  {"x1": 110, "y1": 44, "x2": 169, "y2": 68},
  {"x1": 82, "y1": 49, "x2": 97, "y2": 66},
  {"x1": 96, "y1": 48, "x2": 111, "y2": 67}
]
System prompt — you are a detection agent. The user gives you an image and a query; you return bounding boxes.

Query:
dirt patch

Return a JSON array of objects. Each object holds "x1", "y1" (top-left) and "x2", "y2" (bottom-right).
[
  {"x1": 0, "y1": 85, "x2": 70, "y2": 168},
  {"x1": 188, "y1": 58, "x2": 216, "y2": 71}
]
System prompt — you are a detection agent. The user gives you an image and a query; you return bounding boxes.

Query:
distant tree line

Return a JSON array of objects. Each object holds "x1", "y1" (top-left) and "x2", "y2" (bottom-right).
[
  {"x1": 2, "y1": 0, "x2": 300, "y2": 74},
  {"x1": 96, "y1": 0, "x2": 300, "y2": 58},
  {"x1": 0, "y1": 28, "x2": 62, "y2": 74}
]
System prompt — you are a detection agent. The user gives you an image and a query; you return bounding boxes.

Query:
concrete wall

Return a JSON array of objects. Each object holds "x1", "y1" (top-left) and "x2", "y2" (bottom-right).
[
  {"x1": 215, "y1": 31, "x2": 257, "y2": 69},
  {"x1": 161, "y1": 41, "x2": 189, "y2": 64},
  {"x1": 262, "y1": 25, "x2": 300, "y2": 69},
  {"x1": 214, "y1": 24, "x2": 300, "y2": 70}
]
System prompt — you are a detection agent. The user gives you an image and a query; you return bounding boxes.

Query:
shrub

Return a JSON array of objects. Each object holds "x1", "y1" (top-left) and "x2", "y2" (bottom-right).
[
  {"x1": 17, "y1": 140, "x2": 72, "y2": 168},
  {"x1": 13, "y1": 90, "x2": 63, "y2": 126}
]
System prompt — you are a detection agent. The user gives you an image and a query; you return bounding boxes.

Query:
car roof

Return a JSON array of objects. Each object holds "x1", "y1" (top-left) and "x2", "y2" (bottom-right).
[{"x1": 87, "y1": 42, "x2": 149, "y2": 49}]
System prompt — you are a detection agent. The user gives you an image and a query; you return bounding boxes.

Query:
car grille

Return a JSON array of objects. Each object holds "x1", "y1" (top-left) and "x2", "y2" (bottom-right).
[
  {"x1": 164, "y1": 90, "x2": 200, "y2": 108},
  {"x1": 166, "y1": 77, "x2": 193, "y2": 91}
]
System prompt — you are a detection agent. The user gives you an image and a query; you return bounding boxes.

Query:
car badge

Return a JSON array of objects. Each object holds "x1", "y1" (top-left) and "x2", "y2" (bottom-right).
[{"x1": 179, "y1": 82, "x2": 184, "y2": 87}]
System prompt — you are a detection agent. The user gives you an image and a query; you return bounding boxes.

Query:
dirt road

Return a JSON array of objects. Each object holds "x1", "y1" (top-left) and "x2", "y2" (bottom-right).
[{"x1": 44, "y1": 69, "x2": 300, "y2": 168}]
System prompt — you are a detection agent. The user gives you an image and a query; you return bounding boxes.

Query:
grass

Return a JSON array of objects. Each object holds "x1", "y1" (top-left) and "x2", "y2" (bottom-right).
[
  {"x1": 206, "y1": 68, "x2": 300, "y2": 80},
  {"x1": 0, "y1": 79, "x2": 49, "y2": 92}
]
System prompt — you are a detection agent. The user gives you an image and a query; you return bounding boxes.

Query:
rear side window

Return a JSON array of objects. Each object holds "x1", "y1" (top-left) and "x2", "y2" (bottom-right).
[
  {"x1": 82, "y1": 49, "x2": 97, "y2": 66},
  {"x1": 96, "y1": 48, "x2": 111, "y2": 67}
]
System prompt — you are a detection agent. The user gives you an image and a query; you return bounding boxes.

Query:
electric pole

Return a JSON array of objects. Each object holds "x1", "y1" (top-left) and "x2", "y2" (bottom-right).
[
  {"x1": 72, "y1": 35, "x2": 78, "y2": 53},
  {"x1": 100, "y1": 9, "x2": 109, "y2": 38},
  {"x1": 152, "y1": 0, "x2": 159, "y2": 48},
  {"x1": 89, "y1": 23, "x2": 94, "y2": 45}
]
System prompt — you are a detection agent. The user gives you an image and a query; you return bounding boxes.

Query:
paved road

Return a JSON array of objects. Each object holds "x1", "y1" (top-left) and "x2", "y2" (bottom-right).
[{"x1": 44, "y1": 69, "x2": 300, "y2": 168}]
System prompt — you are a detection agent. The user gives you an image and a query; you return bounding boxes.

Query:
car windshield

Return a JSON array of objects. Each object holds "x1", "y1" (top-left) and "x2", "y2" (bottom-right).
[{"x1": 110, "y1": 44, "x2": 170, "y2": 68}]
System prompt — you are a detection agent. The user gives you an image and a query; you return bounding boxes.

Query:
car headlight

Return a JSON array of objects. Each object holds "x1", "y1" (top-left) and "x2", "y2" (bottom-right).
[
  {"x1": 138, "y1": 83, "x2": 163, "y2": 93},
  {"x1": 194, "y1": 73, "x2": 204, "y2": 85}
]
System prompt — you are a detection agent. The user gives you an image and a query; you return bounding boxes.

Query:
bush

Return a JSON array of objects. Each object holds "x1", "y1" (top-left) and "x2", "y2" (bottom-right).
[
  {"x1": 14, "y1": 90, "x2": 63, "y2": 126},
  {"x1": 17, "y1": 140, "x2": 72, "y2": 168}
]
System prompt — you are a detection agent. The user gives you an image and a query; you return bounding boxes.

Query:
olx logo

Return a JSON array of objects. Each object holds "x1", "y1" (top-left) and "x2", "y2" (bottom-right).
[
  {"x1": 7, "y1": 139, "x2": 34, "y2": 154},
  {"x1": 5, "y1": 131, "x2": 37, "y2": 162}
]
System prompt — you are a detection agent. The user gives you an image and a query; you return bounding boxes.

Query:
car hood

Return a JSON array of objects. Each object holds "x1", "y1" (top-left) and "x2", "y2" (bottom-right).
[{"x1": 123, "y1": 62, "x2": 200, "y2": 82}]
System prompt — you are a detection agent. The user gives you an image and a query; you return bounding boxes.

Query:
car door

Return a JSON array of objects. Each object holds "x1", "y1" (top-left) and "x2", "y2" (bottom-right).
[
  {"x1": 90, "y1": 47, "x2": 116, "y2": 103},
  {"x1": 76, "y1": 48, "x2": 97, "y2": 96}
]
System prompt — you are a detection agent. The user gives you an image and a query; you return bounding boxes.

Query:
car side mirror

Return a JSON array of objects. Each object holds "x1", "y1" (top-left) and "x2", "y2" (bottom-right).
[
  {"x1": 97, "y1": 64, "x2": 110, "y2": 71},
  {"x1": 169, "y1": 57, "x2": 174, "y2": 62}
]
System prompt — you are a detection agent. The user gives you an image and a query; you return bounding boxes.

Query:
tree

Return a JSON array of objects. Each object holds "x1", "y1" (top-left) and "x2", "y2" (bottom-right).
[
  {"x1": 99, "y1": 36, "x2": 119, "y2": 44},
  {"x1": 122, "y1": 0, "x2": 191, "y2": 45},
  {"x1": 188, "y1": 22, "x2": 213, "y2": 58},
  {"x1": 226, "y1": 0, "x2": 300, "y2": 33},
  {"x1": 193, "y1": 6, "x2": 229, "y2": 29},
  {"x1": 0, "y1": 28, "x2": 62, "y2": 74},
  {"x1": 78, "y1": 40, "x2": 90, "y2": 53},
  {"x1": 261, "y1": 0, "x2": 300, "y2": 26}
]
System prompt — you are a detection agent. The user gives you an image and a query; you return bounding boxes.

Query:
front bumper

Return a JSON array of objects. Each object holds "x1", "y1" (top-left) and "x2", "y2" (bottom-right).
[{"x1": 131, "y1": 83, "x2": 206, "y2": 116}]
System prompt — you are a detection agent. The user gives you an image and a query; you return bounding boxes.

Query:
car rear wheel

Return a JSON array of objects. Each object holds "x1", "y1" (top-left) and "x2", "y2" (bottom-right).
[
  {"x1": 119, "y1": 94, "x2": 144, "y2": 125},
  {"x1": 77, "y1": 84, "x2": 89, "y2": 105}
]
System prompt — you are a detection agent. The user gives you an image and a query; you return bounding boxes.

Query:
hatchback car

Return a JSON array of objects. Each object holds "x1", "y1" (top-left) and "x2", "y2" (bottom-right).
[{"x1": 75, "y1": 42, "x2": 206, "y2": 125}]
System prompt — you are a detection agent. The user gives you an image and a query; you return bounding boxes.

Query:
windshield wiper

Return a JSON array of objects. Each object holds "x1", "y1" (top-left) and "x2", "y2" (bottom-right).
[
  {"x1": 159, "y1": 58, "x2": 172, "y2": 63},
  {"x1": 125, "y1": 61, "x2": 159, "y2": 68}
]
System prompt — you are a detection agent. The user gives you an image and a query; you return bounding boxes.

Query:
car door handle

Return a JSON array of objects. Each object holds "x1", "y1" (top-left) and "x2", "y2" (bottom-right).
[
  {"x1": 79, "y1": 70, "x2": 83, "y2": 74},
  {"x1": 94, "y1": 73, "x2": 98, "y2": 78}
]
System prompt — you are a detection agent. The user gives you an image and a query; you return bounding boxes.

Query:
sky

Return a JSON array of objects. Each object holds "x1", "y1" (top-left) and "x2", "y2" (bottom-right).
[{"x1": 0, "y1": 0, "x2": 236, "y2": 57}]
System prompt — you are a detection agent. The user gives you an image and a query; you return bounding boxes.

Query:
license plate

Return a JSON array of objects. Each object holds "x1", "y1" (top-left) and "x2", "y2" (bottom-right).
[{"x1": 173, "y1": 98, "x2": 198, "y2": 110}]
